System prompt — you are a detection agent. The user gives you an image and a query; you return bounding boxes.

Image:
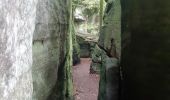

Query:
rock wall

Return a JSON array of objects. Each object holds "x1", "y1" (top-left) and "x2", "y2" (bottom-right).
[
  {"x1": 76, "y1": 35, "x2": 96, "y2": 58},
  {"x1": 121, "y1": 0, "x2": 170, "y2": 100},
  {"x1": 0, "y1": 0, "x2": 73, "y2": 100},
  {"x1": 95, "y1": 0, "x2": 121, "y2": 99},
  {"x1": 72, "y1": 21, "x2": 80, "y2": 65},
  {"x1": 0, "y1": 0, "x2": 37, "y2": 100},
  {"x1": 47, "y1": 0, "x2": 74, "y2": 99},
  {"x1": 32, "y1": 0, "x2": 73, "y2": 100}
]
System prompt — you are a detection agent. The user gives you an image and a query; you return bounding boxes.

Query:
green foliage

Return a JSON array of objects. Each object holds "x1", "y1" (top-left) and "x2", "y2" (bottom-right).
[{"x1": 72, "y1": 0, "x2": 100, "y2": 16}]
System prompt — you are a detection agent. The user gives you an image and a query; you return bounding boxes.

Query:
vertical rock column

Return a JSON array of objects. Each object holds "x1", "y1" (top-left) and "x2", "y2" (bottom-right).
[
  {"x1": 97, "y1": 0, "x2": 121, "y2": 100},
  {"x1": 0, "y1": 0, "x2": 37, "y2": 100},
  {"x1": 32, "y1": 0, "x2": 73, "y2": 100},
  {"x1": 72, "y1": 21, "x2": 80, "y2": 65},
  {"x1": 121, "y1": 0, "x2": 170, "y2": 100},
  {"x1": 46, "y1": 0, "x2": 74, "y2": 100}
]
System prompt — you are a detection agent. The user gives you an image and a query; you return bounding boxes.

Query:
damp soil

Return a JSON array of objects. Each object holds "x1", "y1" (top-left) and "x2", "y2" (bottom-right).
[{"x1": 73, "y1": 58, "x2": 100, "y2": 100}]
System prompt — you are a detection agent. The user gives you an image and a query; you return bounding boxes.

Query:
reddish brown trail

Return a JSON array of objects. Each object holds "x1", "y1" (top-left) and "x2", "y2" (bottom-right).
[{"x1": 73, "y1": 58, "x2": 99, "y2": 100}]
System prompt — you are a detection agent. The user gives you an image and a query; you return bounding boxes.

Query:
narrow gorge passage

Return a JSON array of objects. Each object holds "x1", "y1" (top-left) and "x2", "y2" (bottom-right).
[{"x1": 73, "y1": 58, "x2": 100, "y2": 100}]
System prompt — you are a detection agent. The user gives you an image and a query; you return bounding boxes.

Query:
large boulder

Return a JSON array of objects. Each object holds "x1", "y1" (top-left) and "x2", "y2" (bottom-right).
[
  {"x1": 32, "y1": 0, "x2": 72, "y2": 100},
  {"x1": 0, "y1": 0, "x2": 37, "y2": 99},
  {"x1": 96, "y1": 0, "x2": 121, "y2": 99},
  {"x1": 76, "y1": 35, "x2": 96, "y2": 58},
  {"x1": 121, "y1": 0, "x2": 170, "y2": 100},
  {"x1": 90, "y1": 45, "x2": 102, "y2": 74}
]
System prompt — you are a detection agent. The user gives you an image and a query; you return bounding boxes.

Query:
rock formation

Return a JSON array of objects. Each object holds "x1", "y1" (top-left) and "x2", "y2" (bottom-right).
[
  {"x1": 0, "y1": 0, "x2": 73, "y2": 100},
  {"x1": 0, "y1": 0, "x2": 37, "y2": 99},
  {"x1": 1, "y1": 0, "x2": 170, "y2": 100},
  {"x1": 121, "y1": 0, "x2": 170, "y2": 100},
  {"x1": 91, "y1": 0, "x2": 121, "y2": 99},
  {"x1": 32, "y1": 0, "x2": 72, "y2": 99}
]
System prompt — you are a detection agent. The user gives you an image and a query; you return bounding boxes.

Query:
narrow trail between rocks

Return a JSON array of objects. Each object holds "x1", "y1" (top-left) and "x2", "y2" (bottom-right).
[{"x1": 73, "y1": 58, "x2": 100, "y2": 100}]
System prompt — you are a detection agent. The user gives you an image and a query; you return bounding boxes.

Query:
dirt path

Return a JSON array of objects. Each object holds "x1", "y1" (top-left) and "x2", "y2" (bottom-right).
[{"x1": 73, "y1": 58, "x2": 99, "y2": 100}]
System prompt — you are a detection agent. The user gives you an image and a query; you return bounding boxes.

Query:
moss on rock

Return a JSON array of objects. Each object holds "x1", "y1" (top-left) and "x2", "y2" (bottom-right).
[{"x1": 95, "y1": 0, "x2": 121, "y2": 99}]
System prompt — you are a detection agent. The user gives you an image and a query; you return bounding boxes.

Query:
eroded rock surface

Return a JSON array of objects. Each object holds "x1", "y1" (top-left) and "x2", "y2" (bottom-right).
[
  {"x1": 76, "y1": 35, "x2": 96, "y2": 58},
  {"x1": 0, "y1": 0, "x2": 37, "y2": 99},
  {"x1": 32, "y1": 0, "x2": 71, "y2": 100},
  {"x1": 91, "y1": 0, "x2": 121, "y2": 99}
]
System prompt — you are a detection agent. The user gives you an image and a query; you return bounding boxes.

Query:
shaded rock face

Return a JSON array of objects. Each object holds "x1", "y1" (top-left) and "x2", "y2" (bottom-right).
[
  {"x1": 72, "y1": 21, "x2": 81, "y2": 65},
  {"x1": 95, "y1": 0, "x2": 121, "y2": 99},
  {"x1": 98, "y1": 0, "x2": 121, "y2": 58},
  {"x1": 90, "y1": 45, "x2": 102, "y2": 74},
  {"x1": 76, "y1": 36, "x2": 96, "y2": 58},
  {"x1": 32, "y1": 0, "x2": 70, "y2": 100},
  {"x1": 121, "y1": 0, "x2": 170, "y2": 100},
  {"x1": 72, "y1": 42, "x2": 80, "y2": 65},
  {"x1": 0, "y1": 0, "x2": 37, "y2": 100},
  {"x1": 0, "y1": 0, "x2": 72, "y2": 99}
]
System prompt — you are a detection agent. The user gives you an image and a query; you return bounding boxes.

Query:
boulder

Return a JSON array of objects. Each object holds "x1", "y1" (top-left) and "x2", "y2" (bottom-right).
[
  {"x1": 0, "y1": 0, "x2": 37, "y2": 99},
  {"x1": 121, "y1": 0, "x2": 170, "y2": 100}
]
